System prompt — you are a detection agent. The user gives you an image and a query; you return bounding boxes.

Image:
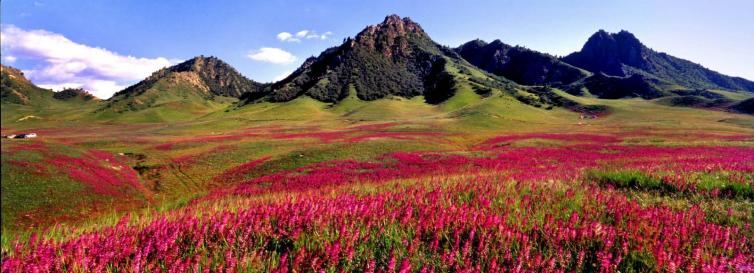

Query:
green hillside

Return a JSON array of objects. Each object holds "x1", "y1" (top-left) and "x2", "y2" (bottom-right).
[
  {"x1": 94, "y1": 72, "x2": 237, "y2": 123},
  {"x1": 1, "y1": 65, "x2": 102, "y2": 126}
]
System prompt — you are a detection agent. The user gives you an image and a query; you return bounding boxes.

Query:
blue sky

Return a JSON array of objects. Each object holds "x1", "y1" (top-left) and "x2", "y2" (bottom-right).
[{"x1": 2, "y1": 0, "x2": 753, "y2": 98}]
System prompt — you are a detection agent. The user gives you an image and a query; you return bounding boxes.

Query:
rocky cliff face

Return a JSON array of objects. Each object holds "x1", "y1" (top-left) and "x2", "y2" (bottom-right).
[{"x1": 352, "y1": 14, "x2": 430, "y2": 58}]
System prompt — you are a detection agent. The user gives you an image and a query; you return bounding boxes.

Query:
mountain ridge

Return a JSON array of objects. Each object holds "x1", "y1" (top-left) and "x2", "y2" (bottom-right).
[
  {"x1": 562, "y1": 30, "x2": 754, "y2": 92},
  {"x1": 455, "y1": 39, "x2": 589, "y2": 86}
]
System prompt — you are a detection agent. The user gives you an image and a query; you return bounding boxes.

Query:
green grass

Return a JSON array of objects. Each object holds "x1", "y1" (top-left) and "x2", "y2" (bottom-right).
[
  {"x1": 695, "y1": 173, "x2": 754, "y2": 200},
  {"x1": 585, "y1": 170, "x2": 673, "y2": 192},
  {"x1": 326, "y1": 86, "x2": 443, "y2": 122},
  {"x1": 588, "y1": 169, "x2": 754, "y2": 202}
]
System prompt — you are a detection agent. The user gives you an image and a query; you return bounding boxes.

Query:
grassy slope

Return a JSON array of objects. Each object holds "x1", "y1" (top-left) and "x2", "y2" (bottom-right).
[
  {"x1": 1, "y1": 96, "x2": 102, "y2": 130},
  {"x1": 91, "y1": 76, "x2": 237, "y2": 123},
  {"x1": 551, "y1": 89, "x2": 754, "y2": 133}
]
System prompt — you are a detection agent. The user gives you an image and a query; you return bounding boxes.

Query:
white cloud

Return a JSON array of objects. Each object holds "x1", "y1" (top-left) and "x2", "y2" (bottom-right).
[
  {"x1": 2, "y1": 55, "x2": 17, "y2": 63},
  {"x1": 276, "y1": 32, "x2": 300, "y2": 43},
  {"x1": 246, "y1": 47, "x2": 296, "y2": 64},
  {"x1": 84, "y1": 79, "x2": 128, "y2": 98},
  {"x1": 277, "y1": 30, "x2": 332, "y2": 42},
  {"x1": 37, "y1": 79, "x2": 126, "y2": 99},
  {"x1": 272, "y1": 70, "x2": 293, "y2": 82},
  {"x1": 0, "y1": 25, "x2": 172, "y2": 98},
  {"x1": 295, "y1": 30, "x2": 309, "y2": 38}
]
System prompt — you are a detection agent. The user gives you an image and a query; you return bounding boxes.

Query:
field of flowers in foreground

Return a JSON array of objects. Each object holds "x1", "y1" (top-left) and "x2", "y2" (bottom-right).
[{"x1": 2, "y1": 133, "x2": 753, "y2": 273}]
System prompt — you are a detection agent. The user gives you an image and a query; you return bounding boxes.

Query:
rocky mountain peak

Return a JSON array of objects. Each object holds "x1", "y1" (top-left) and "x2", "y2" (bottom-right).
[
  {"x1": 563, "y1": 29, "x2": 649, "y2": 76},
  {"x1": 353, "y1": 14, "x2": 429, "y2": 57}
]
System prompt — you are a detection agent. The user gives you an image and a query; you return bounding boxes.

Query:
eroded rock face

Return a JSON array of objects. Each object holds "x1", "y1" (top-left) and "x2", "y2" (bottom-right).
[{"x1": 353, "y1": 14, "x2": 428, "y2": 58}]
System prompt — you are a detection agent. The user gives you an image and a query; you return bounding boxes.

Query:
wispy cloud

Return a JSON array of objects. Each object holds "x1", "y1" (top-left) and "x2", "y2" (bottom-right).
[
  {"x1": 277, "y1": 30, "x2": 332, "y2": 42},
  {"x1": 0, "y1": 25, "x2": 172, "y2": 98},
  {"x1": 246, "y1": 47, "x2": 296, "y2": 64}
]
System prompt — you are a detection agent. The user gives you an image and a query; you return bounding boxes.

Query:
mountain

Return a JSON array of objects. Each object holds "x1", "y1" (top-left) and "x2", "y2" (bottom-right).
[
  {"x1": 1, "y1": 65, "x2": 103, "y2": 124},
  {"x1": 1, "y1": 64, "x2": 54, "y2": 105},
  {"x1": 562, "y1": 30, "x2": 754, "y2": 92},
  {"x1": 245, "y1": 15, "x2": 458, "y2": 104},
  {"x1": 112, "y1": 56, "x2": 264, "y2": 100},
  {"x1": 99, "y1": 56, "x2": 262, "y2": 120},
  {"x1": 455, "y1": 39, "x2": 588, "y2": 86},
  {"x1": 1, "y1": 65, "x2": 97, "y2": 104},
  {"x1": 235, "y1": 14, "x2": 621, "y2": 119}
]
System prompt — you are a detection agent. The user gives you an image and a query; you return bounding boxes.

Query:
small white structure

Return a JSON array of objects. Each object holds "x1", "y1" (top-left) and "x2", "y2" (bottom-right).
[{"x1": 5, "y1": 133, "x2": 37, "y2": 139}]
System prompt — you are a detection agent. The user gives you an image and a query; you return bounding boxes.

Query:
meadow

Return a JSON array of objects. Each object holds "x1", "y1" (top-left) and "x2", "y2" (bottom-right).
[{"x1": 1, "y1": 95, "x2": 753, "y2": 272}]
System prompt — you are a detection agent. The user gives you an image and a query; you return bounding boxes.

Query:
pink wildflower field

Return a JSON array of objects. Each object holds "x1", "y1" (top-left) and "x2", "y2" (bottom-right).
[{"x1": 2, "y1": 131, "x2": 753, "y2": 273}]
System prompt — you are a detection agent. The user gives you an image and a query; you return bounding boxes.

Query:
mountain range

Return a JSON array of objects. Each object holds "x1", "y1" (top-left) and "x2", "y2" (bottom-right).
[{"x1": 2, "y1": 15, "x2": 753, "y2": 120}]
